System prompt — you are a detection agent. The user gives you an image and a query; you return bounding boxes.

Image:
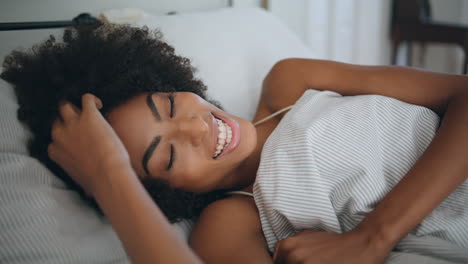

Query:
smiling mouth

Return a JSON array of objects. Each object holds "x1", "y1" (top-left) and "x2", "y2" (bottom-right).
[{"x1": 213, "y1": 117, "x2": 232, "y2": 158}]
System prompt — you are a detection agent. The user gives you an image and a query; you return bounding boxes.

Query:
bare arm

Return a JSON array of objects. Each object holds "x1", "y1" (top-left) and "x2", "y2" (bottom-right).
[
  {"x1": 262, "y1": 59, "x2": 468, "y2": 254},
  {"x1": 263, "y1": 58, "x2": 467, "y2": 116},
  {"x1": 190, "y1": 197, "x2": 272, "y2": 264},
  {"x1": 94, "y1": 164, "x2": 203, "y2": 264}
]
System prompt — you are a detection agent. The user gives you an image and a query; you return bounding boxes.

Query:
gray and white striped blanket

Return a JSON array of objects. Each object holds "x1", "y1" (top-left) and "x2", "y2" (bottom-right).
[{"x1": 254, "y1": 89, "x2": 468, "y2": 263}]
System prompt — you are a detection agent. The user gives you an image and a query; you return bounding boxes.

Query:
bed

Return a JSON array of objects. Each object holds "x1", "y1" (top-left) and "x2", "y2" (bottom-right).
[
  {"x1": 0, "y1": 2, "x2": 312, "y2": 263},
  {"x1": 1, "y1": 2, "x2": 466, "y2": 264}
]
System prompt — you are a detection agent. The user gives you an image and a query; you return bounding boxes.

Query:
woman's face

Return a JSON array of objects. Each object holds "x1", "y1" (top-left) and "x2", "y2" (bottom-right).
[{"x1": 107, "y1": 92, "x2": 257, "y2": 193}]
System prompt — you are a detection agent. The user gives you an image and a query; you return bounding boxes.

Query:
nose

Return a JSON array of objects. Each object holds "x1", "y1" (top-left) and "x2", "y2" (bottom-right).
[{"x1": 172, "y1": 114, "x2": 209, "y2": 146}]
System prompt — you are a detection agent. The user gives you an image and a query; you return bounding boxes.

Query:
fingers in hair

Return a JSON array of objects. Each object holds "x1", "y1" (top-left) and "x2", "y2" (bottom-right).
[
  {"x1": 81, "y1": 93, "x2": 103, "y2": 113},
  {"x1": 58, "y1": 101, "x2": 80, "y2": 121}
]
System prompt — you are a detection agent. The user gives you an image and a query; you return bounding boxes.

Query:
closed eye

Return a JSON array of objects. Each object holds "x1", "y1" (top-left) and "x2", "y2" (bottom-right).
[
  {"x1": 168, "y1": 94, "x2": 175, "y2": 118},
  {"x1": 166, "y1": 144, "x2": 174, "y2": 170},
  {"x1": 166, "y1": 94, "x2": 175, "y2": 171}
]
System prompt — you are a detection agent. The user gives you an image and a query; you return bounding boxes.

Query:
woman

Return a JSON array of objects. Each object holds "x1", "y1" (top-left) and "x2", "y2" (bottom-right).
[{"x1": 2, "y1": 24, "x2": 467, "y2": 264}]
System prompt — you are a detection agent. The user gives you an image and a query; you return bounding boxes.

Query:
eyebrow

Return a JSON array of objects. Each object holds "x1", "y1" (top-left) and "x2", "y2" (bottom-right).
[
  {"x1": 142, "y1": 136, "x2": 161, "y2": 176},
  {"x1": 146, "y1": 93, "x2": 161, "y2": 121},
  {"x1": 142, "y1": 93, "x2": 161, "y2": 176}
]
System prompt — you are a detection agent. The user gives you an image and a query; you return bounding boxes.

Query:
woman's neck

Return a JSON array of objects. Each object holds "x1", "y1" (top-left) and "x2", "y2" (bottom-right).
[{"x1": 226, "y1": 117, "x2": 281, "y2": 191}]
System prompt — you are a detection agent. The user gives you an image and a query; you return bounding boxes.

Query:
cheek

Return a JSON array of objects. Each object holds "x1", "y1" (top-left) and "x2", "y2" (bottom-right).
[
  {"x1": 169, "y1": 161, "x2": 223, "y2": 193},
  {"x1": 170, "y1": 165, "x2": 207, "y2": 191}
]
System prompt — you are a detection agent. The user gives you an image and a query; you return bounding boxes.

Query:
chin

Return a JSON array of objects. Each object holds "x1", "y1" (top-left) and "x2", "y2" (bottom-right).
[{"x1": 238, "y1": 119, "x2": 258, "y2": 157}]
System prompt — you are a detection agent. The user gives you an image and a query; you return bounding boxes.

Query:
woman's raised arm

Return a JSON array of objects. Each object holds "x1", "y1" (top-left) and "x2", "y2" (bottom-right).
[{"x1": 262, "y1": 58, "x2": 468, "y2": 116}]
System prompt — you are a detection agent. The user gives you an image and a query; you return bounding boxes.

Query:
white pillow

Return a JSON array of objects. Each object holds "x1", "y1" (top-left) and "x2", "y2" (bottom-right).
[
  {"x1": 0, "y1": 7, "x2": 312, "y2": 263},
  {"x1": 131, "y1": 8, "x2": 313, "y2": 120}
]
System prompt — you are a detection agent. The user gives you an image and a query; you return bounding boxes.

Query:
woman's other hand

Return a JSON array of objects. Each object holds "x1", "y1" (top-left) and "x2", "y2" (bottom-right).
[
  {"x1": 48, "y1": 93, "x2": 132, "y2": 197},
  {"x1": 272, "y1": 229, "x2": 389, "y2": 264}
]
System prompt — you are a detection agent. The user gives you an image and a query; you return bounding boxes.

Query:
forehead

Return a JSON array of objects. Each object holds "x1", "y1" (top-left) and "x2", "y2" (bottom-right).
[
  {"x1": 107, "y1": 93, "x2": 153, "y2": 130},
  {"x1": 107, "y1": 93, "x2": 155, "y2": 177}
]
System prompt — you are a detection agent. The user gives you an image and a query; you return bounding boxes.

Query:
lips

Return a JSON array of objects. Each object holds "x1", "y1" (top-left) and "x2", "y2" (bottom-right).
[{"x1": 211, "y1": 113, "x2": 240, "y2": 159}]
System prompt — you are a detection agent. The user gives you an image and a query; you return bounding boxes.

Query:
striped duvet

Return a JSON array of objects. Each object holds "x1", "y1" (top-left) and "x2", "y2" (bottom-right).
[{"x1": 253, "y1": 89, "x2": 468, "y2": 263}]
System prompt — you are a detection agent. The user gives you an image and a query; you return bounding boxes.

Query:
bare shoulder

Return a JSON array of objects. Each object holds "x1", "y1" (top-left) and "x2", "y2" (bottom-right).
[
  {"x1": 259, "y1": 58, "x2": 310, "y2": 115},
  {"x1": 190, "y1": 196, "x2": 271, "y2": 264},
  {"x1": 190, "y1": 196, "x2": 262, "y2": 241},
  {"x1": 197, "y1": 195, "x2": 259, "y2": 220}
]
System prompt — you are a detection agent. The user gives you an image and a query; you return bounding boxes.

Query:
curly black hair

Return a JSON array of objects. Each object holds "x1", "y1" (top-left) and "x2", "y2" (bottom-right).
[{"x1": 1, "y1": 23, "x2": 227, "y2": 223}]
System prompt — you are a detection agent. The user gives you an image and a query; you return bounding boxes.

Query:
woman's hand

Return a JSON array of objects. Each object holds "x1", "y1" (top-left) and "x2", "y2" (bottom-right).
[
  {"x1": 272, "y1": 229, "x2": 389, "y2": 264},
  {"x1": 48, "y1": 93, "x2": 132, "y2": 197}
]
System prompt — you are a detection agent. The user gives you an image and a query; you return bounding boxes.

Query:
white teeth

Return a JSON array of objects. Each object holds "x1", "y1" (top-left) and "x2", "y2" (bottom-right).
[
  {"x1": 219, "y1": 132, "x2": 226, "y2": 139},
  {"x1": 213, "y1": 117, "x2": 233, "y2": 158},
  {"x1": 219, "y1": 124, "x2": 226, "y2": 132}
]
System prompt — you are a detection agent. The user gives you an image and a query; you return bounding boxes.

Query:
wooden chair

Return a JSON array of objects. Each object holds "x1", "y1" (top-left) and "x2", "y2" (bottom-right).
[{"x1": 391, "y1": 0, "x2": 468, "y2": 74}]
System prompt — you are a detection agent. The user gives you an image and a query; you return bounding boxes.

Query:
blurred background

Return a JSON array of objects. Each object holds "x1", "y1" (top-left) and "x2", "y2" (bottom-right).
[
  {"x1": 1, "y1": 0, "x2": 467, "y2": 74},
  {"x1": 266, "y1": 0, "x2": 468, "y2": 74}
]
